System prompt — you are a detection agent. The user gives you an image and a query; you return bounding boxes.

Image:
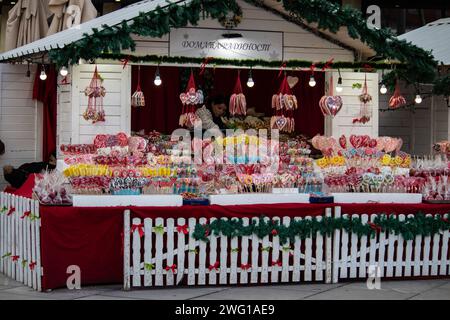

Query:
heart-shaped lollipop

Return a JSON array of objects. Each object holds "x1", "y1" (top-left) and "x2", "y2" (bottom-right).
[
  {"x1": 325, "y1": 96, "x2": 343, "y2": 117},
  {"x1": 339, "y1": 135, "x2": 347, "y2": 149},
  {"x1": 276, "y1": 116, "x2": 287, "y2": 130}
]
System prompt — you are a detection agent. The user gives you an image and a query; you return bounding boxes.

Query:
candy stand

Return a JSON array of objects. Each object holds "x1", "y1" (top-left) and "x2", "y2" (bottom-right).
[{"x1": 0, "y1": 0, "x2": 449, "y2": 291}]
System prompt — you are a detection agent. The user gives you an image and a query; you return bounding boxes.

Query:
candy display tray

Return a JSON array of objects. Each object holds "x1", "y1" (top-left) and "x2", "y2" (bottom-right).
[{"x1": 332, "y1": 193, "x2": 422, "y2": 204}]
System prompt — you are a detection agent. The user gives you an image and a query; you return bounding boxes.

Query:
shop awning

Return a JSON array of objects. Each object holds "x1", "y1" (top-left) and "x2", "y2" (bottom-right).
[
  {"x1": 398, "y1": 18, "x2": 450, "y2": 66},
  {"x1": 0, "y1": 0, "x2": 191, "y2": 61}
]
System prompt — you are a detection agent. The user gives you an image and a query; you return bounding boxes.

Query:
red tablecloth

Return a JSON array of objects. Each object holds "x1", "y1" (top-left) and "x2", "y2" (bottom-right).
[{"x1": 39, "y1": 203, "x2": 450, "y2": 290}]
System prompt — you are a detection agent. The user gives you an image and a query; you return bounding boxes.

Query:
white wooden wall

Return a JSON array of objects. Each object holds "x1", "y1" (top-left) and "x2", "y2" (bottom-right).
[
  {"x1": 126, "y1": 0, "x2": 355, "y2": 62},
  {"x1": 59, "y1": 64, "x2": 131, "y2": 148},
  {"x1": 324, "y1": 71, "x2": 379, "y2": 138},
  {"x1": 0, "y1": 64, "x2": 42, "y2": 189},
  {"x1": 379, "y1": 81, "x2": 449, "y2": 156}
]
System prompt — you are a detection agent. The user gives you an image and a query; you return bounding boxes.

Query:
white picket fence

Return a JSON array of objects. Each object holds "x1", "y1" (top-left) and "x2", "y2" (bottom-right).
[
  {"x1": 124, "y1": 209, "x2": 333, "y2": 289},
  {"x1": 124, "y1": 207, "x2": 450, "y2": 289},
  {"x1": 0, "y1": 192, "x2": 42, "y2": 291},
  {"x1": 334, "y1": 207, "x2": 450, "y2": 282}
]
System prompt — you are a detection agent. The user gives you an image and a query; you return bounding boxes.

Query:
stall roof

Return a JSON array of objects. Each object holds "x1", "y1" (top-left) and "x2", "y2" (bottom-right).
[
  {"x1": 0, "y1": 0, "x2": 192, "y2": 61},
  {"x1": 397, "y1": 18, "x2": 450, "y2": 65}
]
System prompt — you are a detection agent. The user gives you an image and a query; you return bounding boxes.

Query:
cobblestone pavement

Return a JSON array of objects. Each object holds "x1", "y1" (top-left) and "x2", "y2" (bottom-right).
[{"x1": 0, "y1": 274, "x2": 449, "y2": 300}]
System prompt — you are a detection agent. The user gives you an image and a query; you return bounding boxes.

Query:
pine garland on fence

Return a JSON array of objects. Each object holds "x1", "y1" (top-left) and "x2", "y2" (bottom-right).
[{"x1": 192, "y1": 213, "x2": 450, "y2": 245}]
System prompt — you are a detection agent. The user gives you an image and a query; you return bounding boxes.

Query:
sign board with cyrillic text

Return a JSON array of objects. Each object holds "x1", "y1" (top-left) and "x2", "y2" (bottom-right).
[{"x1": 169, "y1": 28, "x2": 283, "y2": 61}]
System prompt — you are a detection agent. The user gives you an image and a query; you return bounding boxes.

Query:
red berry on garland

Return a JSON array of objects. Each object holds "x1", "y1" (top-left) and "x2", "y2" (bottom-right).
[{"x1": 271, "y1": 229, "x2": 278, "y2": 236}]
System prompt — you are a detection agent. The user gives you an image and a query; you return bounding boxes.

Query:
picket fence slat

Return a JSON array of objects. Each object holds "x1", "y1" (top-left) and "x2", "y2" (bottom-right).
[
  {"x1": 431, "y1": 225, "x2": 441, "y2": 276},
  {"x1": 413, "y1": 235, "x2": 423, "y2": 276},
  {"x1": 404, "y1": 214, "x2": 414, "y2": 277},
  {"x1": 219, "y1": 218, "x2": 228, "y2": 285},
  {"x1": 332, "y1": 207, "x2": 341, "y2": 283},
  {"x1": 271, "y1": 217, "x2": 280, "y2": 283},
  {"x1": 340, "y1": 214, "x2": 349, "y2": 279},
  {"x1": 292, "y1": 217, "x2": 302, "y2": 282},
  {"x1": 176, "y1": 218, "x2": 186, "y2": 285},
  {"x1": 315, "y1": 216, "x2": 323, "y2": 281},
  {"x1": 131, "y1": 217, "x2": 141, "y2": 287},
  {"x1": 143, "y1": 218, "x2": 153, "y2": 286},
  {"x1": 230, "y1": 218, "x2": 239, "y2": 285},
  {"x1": 156, "y1": 217, "x2": 165, "y2": 286},
  {"x1": 422, "y1": 214, "x2": 433, "y2": 276},
  {"x1": 0, "y1": 193, "x2": 5, "y2": 274},
  {"x1": 166, "y1": 218, "x2": 176, "y2": 286},
  {"x1": 250, "y1": 217, "x2": 259, "y2": 284},
  {"x1": 281, "y1": 217, "x2": 291, "y2": 283},
  {"x1": 304, "y1": 216, "x2": 312, "y2": 281},
  {"x1": 240, "y1": 218, "x2": 250, "y2": 284},
  {"x1": 395, "y1": 215, "x2": 405, "y2": 277},
  {"x1": 359, "y1": 215, "x2": 368, "y2": 278},
  {"x1": 368, "y1": 214, "x2": 377, "y2": 277},
  {"x1": 261, "y1": 217, "x2": 270, "y2": 283},
  {"x1": 208, "y1": 218, "x2": 218, "y2": 285},
  {"x1": 349, "y1": 215, "x2": 359, "y2": 278},
  {"x1": 17, "y1": 197, "x2": 23, "y2": 283}
]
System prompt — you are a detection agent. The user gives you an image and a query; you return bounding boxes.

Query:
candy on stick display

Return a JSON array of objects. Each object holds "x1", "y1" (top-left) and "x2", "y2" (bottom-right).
[
  {"x1": 179, "y1": 71, "x2": 203, "y2": 127},
  {"x1": 229, "y1": 71, "x2": 247, "y2": 116}
]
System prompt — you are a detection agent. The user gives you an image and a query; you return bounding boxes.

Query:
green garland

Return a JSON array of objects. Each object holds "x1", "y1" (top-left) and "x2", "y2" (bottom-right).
[
  {"x1": 98, "y1": 53, "x2": 400, "y2": 70},
  {"x1": 258, "y1": 0, "x2": 438, "y2": 87},
  {"x1": 48, "y1": 0, "x2": 240, "y2": 67},
  {"x1": 192, "y1": 213, "x2": 450, "y2": 245}
]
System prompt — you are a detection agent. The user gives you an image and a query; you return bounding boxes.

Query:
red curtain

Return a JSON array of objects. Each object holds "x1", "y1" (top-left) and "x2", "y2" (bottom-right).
[
  {"x1": 131, "y1": 66, "x2": 325, "y2": 137},
  {"x1": 131, "y1": 66, "x2": 182, "y2": 133},
  {"x1": 33, "y1": 65, "x2": 57, "y2": 162}
]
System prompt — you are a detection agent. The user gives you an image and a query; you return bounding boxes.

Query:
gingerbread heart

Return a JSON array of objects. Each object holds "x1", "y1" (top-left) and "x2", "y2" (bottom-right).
[
  {"x1": 179, "y1": 93, "x2": 188, "y2": 105},
  {"x1": 287, "y1": 76, "x2": 299, "y2": 88},
  {"x1": 276, "y1": 116, "x2": 287, "y2": 130}
]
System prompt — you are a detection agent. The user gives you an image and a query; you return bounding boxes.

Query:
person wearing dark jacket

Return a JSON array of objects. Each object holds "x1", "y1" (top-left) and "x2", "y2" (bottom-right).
[{"x1": 3, "y1": 153, "x2": 57, "y2": 189}]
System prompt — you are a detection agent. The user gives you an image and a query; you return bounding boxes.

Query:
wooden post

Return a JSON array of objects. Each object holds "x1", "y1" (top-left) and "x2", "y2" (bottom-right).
[
  {"x1": 123, "y1": 210, "x2": 130, "y2": 291},
  {"x1": 325, "y1": 208, "x2": 332, "y2": 284}
]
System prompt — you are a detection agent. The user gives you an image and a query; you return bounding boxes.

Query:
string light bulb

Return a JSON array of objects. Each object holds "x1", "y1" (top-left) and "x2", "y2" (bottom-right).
[
  {"x1": 308, "y1": 74, "x2": 316, "y2": 87},
  {"x1": 40, "y1": 65, "x2": 47, "y2": 81},
  {"x1": 380, "y1": 84, "x2": 387, "y2": 94},
  {"x1": 154, "y1": 65, "x2": 162, "y2": 86},
  {"x1": 415, "y1": 94, "x2": 422, "y2": 104},
  {"x1": 335, "y1": 77, "x2": 343, "y2": 93},
  {"x1": 247, "y1": 68, "x2": 254, "y2": 87},
  {"x1": 60, "y1": 66, "x2": 68, "y2": 77}
]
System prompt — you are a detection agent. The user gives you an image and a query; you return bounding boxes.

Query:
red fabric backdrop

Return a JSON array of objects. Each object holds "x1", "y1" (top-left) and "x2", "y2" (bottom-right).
[
  {"x1": 39, "y1": 203, "x2": 450, "y2": 290},
  {"x1": 33, "y1": 65, "x2": 57, "y2": 162},
  {"x1": 131, "y1": 66, "x2": 325, "y2": 137}
]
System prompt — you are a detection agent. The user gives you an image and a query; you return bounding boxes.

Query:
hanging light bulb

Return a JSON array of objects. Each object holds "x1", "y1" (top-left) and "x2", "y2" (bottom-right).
[
  {"x1": 247, "y1": 68, "x2": 254, "y2": 87},
  {"x1": 154, "y1": 66, "x2": 162, "y2": 86},
  {"x1": 335, "y1": 77, "x2": 343, "y2": 93},
  {"x1": 60, "y1": 66, "x2": 68, "y2": 77},
  {"x1": 380, "y1": 84, "x2": 387, "y2": 94},
  {"x1": 309, "y1": 74, "x2": 316, "y2": 87},
  {"x1": 415, "y1": 94, "x2": 422, "y2": 104},
  {"x1": 40, "y1": 65, "x2": 47, "y2": 81}
]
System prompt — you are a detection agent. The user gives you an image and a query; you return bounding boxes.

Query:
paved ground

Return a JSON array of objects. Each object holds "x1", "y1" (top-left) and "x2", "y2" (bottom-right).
[{"x1": 1, "y1": 273, "x2": 449, "y2": 300}]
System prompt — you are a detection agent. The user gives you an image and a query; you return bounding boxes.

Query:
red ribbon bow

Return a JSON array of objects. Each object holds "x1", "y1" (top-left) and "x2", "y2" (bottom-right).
[
  {"x1": 271, "y1": 260, "x2": 282, "y2": 267},
  {"x1": 202, "y1": 224, "x2": 210, "y2": 237},
  {"x1": 7, "y1": 207, "x2": 15, "y2": 216},
  {"x1": 362, "y1": 63, "x2": 373, "y2": 72},
  {"x1": 29, "y1": 262, "x2": 36, "y2": 271},
  {"x1": 176, "y1": 224, "x2": 189, "y2": 235},
  {"x1": 368, "y1": 222, "x2": 382, "y2": 233},
  {"x1": 131, "y1": 223, "x2": 145, "y2": 238},
  {"x1": 271, "y1": 229, "x2": 278, "y2": 236},
  {"x1": 200, "y1": 57, "x2": 213, "y2": 75},
  {"x1": 120, "y1": 56, "x2": 131, "y2": 69},
  {"x1": 21, "y1": 211, "x2": 31, "y2": 219},
  {"x1": 278, "y1": 61, "x2": 287, "y2": 77},
  {"x1": 165, "y1": 264, "x2": 177, "y2": 272},
  {"x1": 61, "y1": 76, "x2": 69, "y2": 85},
  {"x1": 12, "y1": 255, "x2": 20, "y2": 262},
  {"x1": 310, "y1": 63, "x2": 316, "y2": 74},
  {"x1": 322, "y1": 58, "x2": 334, "y2": 71},
  {"x1": 240, "y1": 263, "x2": 252, "y2": 270},
  {"x1": 208, "y1": 261, "x2": 220, "y2": 271}
]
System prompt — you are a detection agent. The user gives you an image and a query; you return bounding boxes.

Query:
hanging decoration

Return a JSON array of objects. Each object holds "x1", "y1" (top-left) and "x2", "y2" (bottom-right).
[
  {"x1": 389, "y1": 81, "x2": 407, "y2": 109},
  {"x1": 270, "y1": 74, "x2": 298, "y2": 133},
  {"x1": 353, "y1": 74, "x2": 372, "y2": 124},
  {"x1": 229, "y1": 70, "x2": 247, "y2": 116},
  {"x1": 179, "y1": 70, "x2": 203, "y2": 127},
  {"x1": 83, "y1": 66, "x2": 106, "y2": 123},
  {"x1": 131, "y1": 66, "x2": 145, "y2": 108},
  {"x1": 319, "y1": 76, "x2": 343, "y2": 117}
]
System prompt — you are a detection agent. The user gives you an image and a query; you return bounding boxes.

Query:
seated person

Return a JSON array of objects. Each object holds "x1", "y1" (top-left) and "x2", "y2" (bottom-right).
[
  {"x1": 0, "y1": 139, "x2": 4, "y2": 155},
  {"x1": 3, "y1": 153, "x2": 57, "y2": 189},
  {"x1": 195, "y1": 94, "x2": 229, "y2": 130}
]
